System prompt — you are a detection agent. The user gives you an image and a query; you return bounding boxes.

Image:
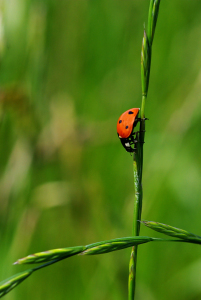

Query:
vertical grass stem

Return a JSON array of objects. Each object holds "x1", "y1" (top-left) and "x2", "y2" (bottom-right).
[{"x1": 128, "y1": 1, "x2": 160, "y2": 299}]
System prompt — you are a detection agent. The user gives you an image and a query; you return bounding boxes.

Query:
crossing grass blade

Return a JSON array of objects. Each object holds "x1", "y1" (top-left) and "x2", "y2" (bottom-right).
[
  {"x1": 15, "y1": 237, "x2": 157, "y2": 265},
  {"x1": 142, "y1": 221, "x2": 201, "y2": 244},
  {"x1": 14, "y1": 246, "x2": 86, "y2": 265},
  {"x1": 0, "y1": 258, "x2": 74, "y2": 298},
  {"x1": 0, "y1": 269, "x2": 33, "y2": 298},
  {"x1": 81, "y1": 237, "x2": 154, "y2": 255},
  {"x1": 0, "y1": 235, "x2": 186, "y2": 298}
]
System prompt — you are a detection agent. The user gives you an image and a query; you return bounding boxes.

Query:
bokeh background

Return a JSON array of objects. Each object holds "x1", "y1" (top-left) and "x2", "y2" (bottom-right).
[{"x1": 1, "y1": 0, "x2": 201, "y2": 299}]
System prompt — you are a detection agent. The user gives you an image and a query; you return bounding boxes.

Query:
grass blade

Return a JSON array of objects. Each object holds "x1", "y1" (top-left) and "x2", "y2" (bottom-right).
[
  {"x1": 141, "y1": 29, "x2": 151, "y2": 98},
  {"x1": 15, "y1": 246, "x2": 86, "y2": 265},
  {"x1": 0, "y1": 235, "x2": 184, "y2": 298},
  {"x1": 0, "y1": 269, "x2": 33, "y2": 298},
  {"x1": 147, "y1": 0, "x2": 161, "y2": 45},
  {"x1": 142, "y1": 221, "x2": 201, "y2": 244},
  {"x1": 82, "y1": 237, "x2": 153, "y2": 255},
  {"x1": 15, "y1": 237, "x2": 157, "y2": 265}
]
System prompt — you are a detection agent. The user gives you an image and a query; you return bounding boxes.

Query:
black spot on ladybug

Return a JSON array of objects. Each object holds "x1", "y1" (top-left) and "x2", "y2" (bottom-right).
[
  {"x1": 126, "y1": 126, "x2": 129, "y2": 129},
  {"x1": 128, "y1": 111, "x2": 134, "y2": 114},
  {"x1": 119, "y1": 120, "x2": 122, "y2": 124}
]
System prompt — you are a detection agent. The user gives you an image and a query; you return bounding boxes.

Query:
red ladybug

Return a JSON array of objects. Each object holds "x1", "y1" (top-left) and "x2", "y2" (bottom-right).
[{"x1": 117, "y1": 108, "x2": 140, "y2": 152}]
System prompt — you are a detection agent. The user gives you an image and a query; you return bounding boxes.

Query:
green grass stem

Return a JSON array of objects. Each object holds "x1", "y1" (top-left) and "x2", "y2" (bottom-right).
[{"x1": 128, "y1": 1, "x2": 161, "y2": 299}]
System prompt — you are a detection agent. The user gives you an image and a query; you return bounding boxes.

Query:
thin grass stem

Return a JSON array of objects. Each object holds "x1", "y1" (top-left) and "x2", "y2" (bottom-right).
[{"x1": 128, "y1": 1, "x2": 161, "y2": 299}]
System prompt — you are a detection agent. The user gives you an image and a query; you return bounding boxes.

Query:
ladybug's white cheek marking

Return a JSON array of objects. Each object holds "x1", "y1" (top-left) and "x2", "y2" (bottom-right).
[{"x1": 125, "y1": 142, "x2": 130, "y2": 147}]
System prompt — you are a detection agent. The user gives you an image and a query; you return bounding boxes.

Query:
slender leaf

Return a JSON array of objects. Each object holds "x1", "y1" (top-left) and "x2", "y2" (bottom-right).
[
  {"x1": 0, "y1": 269, "x2": 33, "y2": 298},
  {"x1": 15, "y1": 237, "x2": 158, "y2": 265},
  {"x1": 147, "y1": 0, "x2": 161, "y2": 45},
  {"x1": 141, "y1": 29, "x2": 151, "y2": 97},
  {"x1": 142, "y1": 221, "x2": 201, "y2": 244},
  {"x1": 82, "y1": 237, "x2": 154, "y2": 255},
  {"x1": 15, "y1": 246, "x2": 86, "y2": 265}
]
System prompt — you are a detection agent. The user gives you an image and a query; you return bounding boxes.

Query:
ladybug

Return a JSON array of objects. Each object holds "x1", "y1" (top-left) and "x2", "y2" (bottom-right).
[{"x1": 117, "y1": 108, "x2": 140, "y2": 152}]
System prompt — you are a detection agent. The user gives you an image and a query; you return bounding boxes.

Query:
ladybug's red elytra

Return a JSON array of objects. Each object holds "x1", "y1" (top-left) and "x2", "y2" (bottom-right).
[{"x1": 117, "y1": 108, "x2": 140, "y2": 153}]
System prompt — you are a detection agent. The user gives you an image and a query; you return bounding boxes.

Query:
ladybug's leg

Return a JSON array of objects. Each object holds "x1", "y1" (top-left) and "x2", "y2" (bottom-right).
[
  {"x1": 130, "y1": 134, "x2": 138, "y2": 149},
  {"x1": 132, "y1": 132, "x2": 145, "y2": 144},
  {"x1": 136, "y1": 118, "x2": 149, "y2": 121},
  {"x1": 130, "y1": 133, "x2": 137, "y2": 142},
  {"x1": 130, "y1": 138, "x2": 138, "y2": 145},
  {"x1": 135, "y1": 130, "x2": 146, "y2": 134},
  {"x1": 130, "y1": 132, "x2": 146, "y2": 148}
]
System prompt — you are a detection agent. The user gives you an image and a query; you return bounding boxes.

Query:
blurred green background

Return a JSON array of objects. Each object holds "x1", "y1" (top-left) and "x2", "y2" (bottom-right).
[{"x1": 1, "y1": 0, "x2": 201, "y2": 299}]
